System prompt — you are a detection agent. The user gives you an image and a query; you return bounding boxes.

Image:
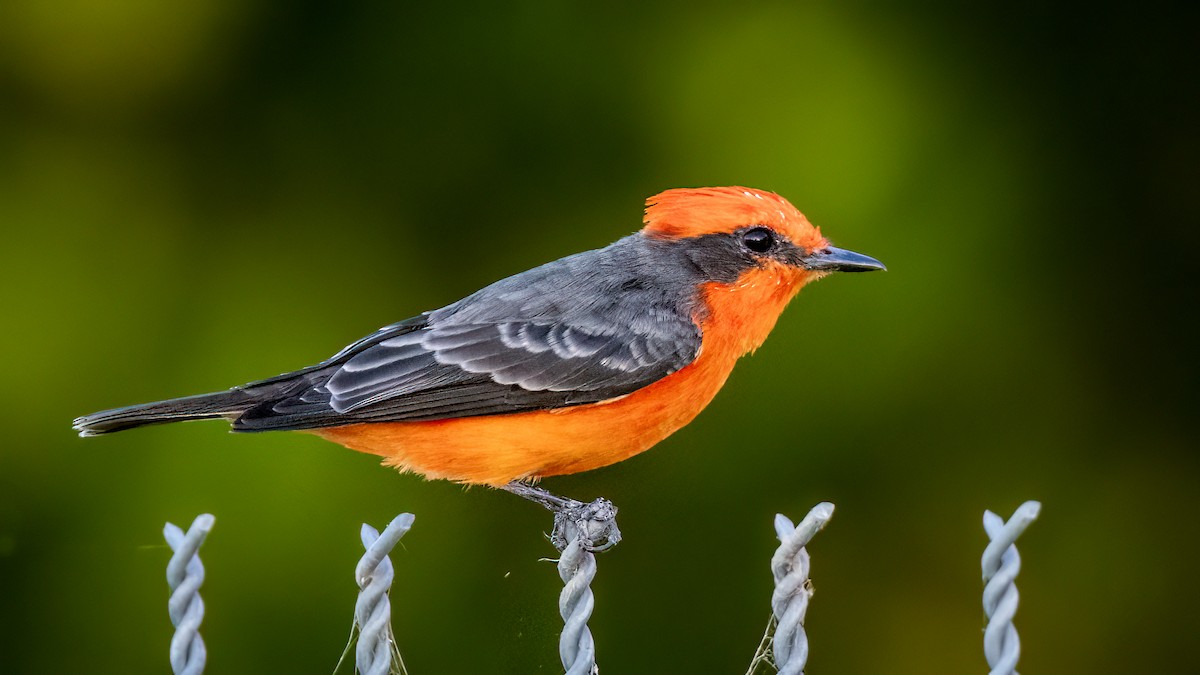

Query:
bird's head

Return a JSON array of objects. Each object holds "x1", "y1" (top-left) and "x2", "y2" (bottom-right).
[
  {"x1": 642, "y1": 186, "x2": 884, "y2": 352},
  {"x1": 643, "y1": 186, "x2": 884, "y2": 283}
]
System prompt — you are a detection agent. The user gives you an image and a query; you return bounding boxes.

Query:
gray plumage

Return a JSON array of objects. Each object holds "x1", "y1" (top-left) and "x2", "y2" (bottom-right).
[{"x1": 72, "y1": 232, "x2": 760, "y2": 436}]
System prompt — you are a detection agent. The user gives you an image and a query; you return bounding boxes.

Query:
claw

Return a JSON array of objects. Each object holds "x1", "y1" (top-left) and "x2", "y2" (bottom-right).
[{"x1": 552, "y1": 497, "x2": 621, "y2": 552}]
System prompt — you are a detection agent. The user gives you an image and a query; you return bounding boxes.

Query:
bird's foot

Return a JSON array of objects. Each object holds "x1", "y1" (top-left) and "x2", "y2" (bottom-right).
[
  {"x1": 501, "y1": 481, "x2": 622, "y2": 552},
  {"x1": 552, "y1": 495, "x2": 621, "y2": 553}
]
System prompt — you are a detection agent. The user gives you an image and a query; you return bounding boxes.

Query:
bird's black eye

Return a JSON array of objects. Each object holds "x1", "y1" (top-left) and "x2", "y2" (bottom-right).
[{"x1": 741, "y1": 226, "x2": 775, "y2": 253}]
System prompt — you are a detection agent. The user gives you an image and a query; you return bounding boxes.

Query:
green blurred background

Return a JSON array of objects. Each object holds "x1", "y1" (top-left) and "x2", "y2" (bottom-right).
[{"x1": 1, "y1": 1, "x2": 1196, "y2": 673}]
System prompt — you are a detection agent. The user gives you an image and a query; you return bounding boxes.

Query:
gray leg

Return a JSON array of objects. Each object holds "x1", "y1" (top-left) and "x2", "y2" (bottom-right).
[{"x1": 500, "y1": 481, "x2": 622, "y2": 552}]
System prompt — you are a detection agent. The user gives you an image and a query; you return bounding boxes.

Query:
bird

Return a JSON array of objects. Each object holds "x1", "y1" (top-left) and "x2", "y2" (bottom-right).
[{"x1": 74, "y1": 186, "x2": 884, "y2": 489}]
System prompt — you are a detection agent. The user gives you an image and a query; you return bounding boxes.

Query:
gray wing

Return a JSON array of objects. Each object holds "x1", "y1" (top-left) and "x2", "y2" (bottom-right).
[{"x1": 234, "y1": 237, "x2": 703, "y2": 431}]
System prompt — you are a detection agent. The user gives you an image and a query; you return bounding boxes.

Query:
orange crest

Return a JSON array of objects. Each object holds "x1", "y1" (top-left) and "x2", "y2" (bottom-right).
[{"x1": 642, "y1": 186, "x2": 826, "y2": 250}]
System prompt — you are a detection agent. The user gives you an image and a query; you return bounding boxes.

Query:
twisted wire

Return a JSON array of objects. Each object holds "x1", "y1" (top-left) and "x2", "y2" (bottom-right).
[
  {"x1": 555, "y1": 499, "x2": 617, "y2": 675},
  {"x1": 770, "y1": 502, "x2": 835, "y2": 675},
  {"x1": 163, "y1": 514, "x2": 215, "y2": 675},
  {"x1": 355, "y1": 514, "x2": 415, "y2": 675},
  {"x1": 981, "y1": 501, "x2": 1041, "y2": 675}
]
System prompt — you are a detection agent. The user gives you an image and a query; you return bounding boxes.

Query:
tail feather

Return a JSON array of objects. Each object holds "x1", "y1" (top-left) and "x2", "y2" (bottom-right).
[{"x1": 73, "y1": 389, "x2": 262, "y2": 437}]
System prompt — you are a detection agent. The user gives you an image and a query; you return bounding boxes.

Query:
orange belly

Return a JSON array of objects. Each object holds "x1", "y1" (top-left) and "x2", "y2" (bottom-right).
[{"x1": 311, "y1": 270, "x2": 805, "y2": 486}]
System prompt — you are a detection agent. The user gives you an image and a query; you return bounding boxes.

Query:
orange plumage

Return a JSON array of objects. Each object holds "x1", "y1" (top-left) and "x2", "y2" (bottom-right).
[
  {"x1": 313, "y1": 267, "x2": 807, "y2": 485},
  {"x1": 313, "y1": 188, "x2": 856, "y2": 485},
  {"x1": 74, "y1": 187, "x2": 883, "y2": 487}
]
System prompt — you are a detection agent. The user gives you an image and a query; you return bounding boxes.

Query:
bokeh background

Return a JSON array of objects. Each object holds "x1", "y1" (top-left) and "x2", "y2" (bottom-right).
[{"x1": 1, "y1": 2, "x2": 1196, "y2": 673}]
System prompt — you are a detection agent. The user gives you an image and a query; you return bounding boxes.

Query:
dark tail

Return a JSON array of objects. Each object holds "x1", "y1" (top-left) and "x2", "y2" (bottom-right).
[{"x1": 73, "y1": 388, "x2": 264, "y2": 437}]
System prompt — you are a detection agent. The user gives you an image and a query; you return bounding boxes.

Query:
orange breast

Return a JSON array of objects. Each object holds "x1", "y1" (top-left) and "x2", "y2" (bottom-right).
[{"x1": 312, "y1": 267, "x2": 807, "y2": 486}]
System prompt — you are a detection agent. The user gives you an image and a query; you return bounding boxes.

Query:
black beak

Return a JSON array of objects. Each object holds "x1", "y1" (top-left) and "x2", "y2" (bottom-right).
[{"x1": 801, "y1": 246, "x2": 886, "y2": 273}]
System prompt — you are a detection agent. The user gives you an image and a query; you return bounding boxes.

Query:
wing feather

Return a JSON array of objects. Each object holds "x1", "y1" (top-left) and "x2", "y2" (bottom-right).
[{"x1": 233, "y1": 234, "x2": 705, "y2": 431}]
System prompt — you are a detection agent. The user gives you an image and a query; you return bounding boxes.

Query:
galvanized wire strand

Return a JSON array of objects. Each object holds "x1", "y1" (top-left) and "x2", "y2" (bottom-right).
[
  {"x1": 356, "y1": 514, "x2": 416, "y2": 675},
  {"x1": 557, "y1": 530, "x2": 597, "y2": 675},
  {"x1": 981, "y1": 501, "x2": 1041, "y2": 675},
  {"x1": 554, "y1": 499, "x2": 618, "y2": 675},
  {"x1": 770, "y1": 502, "x2": 835, "y2": 675},
  {"x1": 163, "y1": 514, "x2": 215, "y2": 675}
]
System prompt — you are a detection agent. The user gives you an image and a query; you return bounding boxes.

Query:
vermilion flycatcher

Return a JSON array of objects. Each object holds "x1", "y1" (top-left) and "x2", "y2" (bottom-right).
[{"x1": 75, "y1": 187, "x2": 884, "y2": 487}]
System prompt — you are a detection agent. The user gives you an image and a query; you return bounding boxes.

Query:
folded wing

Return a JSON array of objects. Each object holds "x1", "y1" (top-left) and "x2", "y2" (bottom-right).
[{"x1": 234, "y1": 243, "x2": 703, "y2": 430}]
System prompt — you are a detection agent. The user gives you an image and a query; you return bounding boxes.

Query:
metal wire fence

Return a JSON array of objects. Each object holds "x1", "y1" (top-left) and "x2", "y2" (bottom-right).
[{"x1": 158, "y1": 499, "x2": 1040, "y2": 675}]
